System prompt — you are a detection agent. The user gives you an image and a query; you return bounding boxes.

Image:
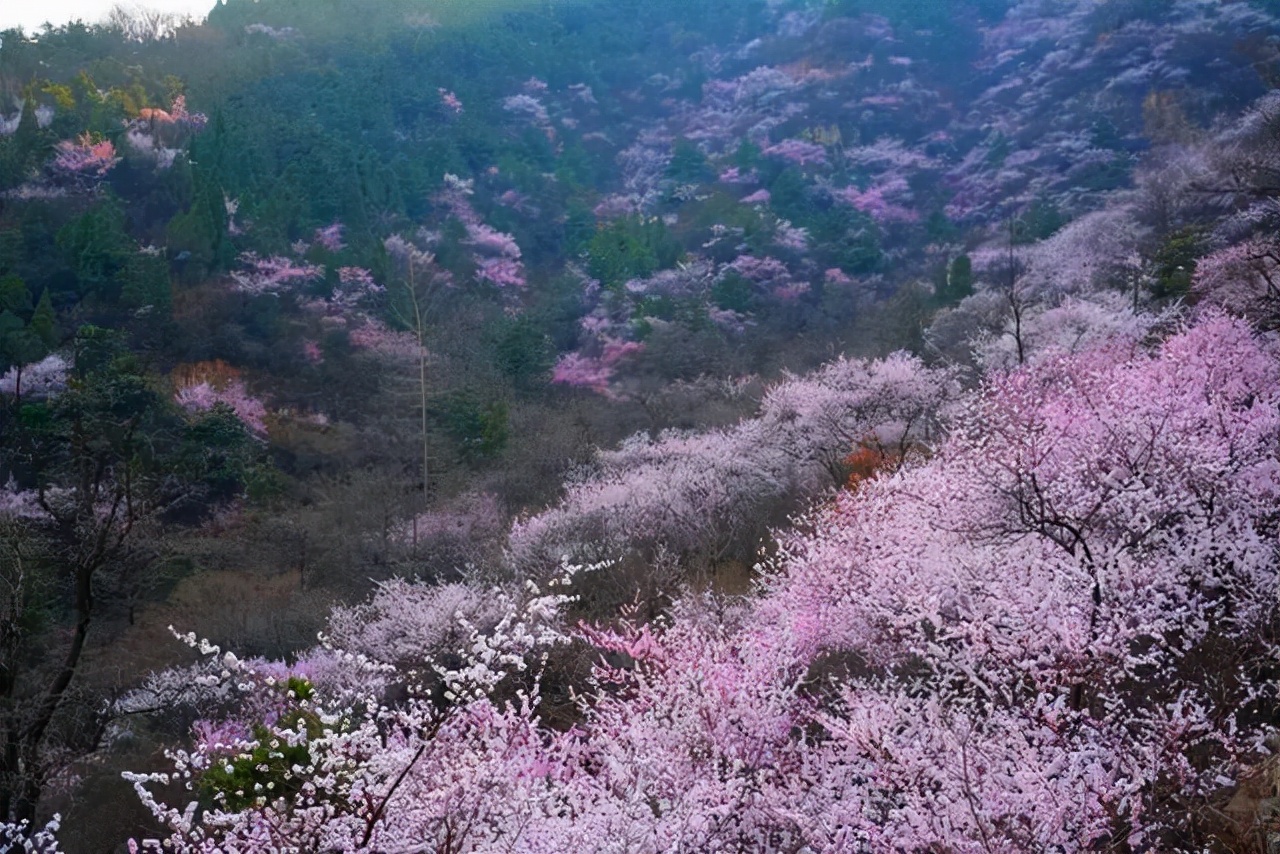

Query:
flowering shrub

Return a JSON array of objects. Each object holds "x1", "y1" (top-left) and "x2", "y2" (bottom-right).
[
  {"x1": 51, "y1": 134, "x2": 119, "y2": 180},
  {"x1": 550, "y1": 338, "x2": 645, "y2": 397},
  {"x1": 0, "y1": 816, "x2": 64, "y2": 854},
  {"x1": 124, "y1": 565, "x2": 595, "y2": 852},
  {"x1": 125, "y1": 314, "x2": 1280, "y2": 850},
  {"x1": 175, "y1": 381, "x2": 269, "y2": 437},
  {"x1": 229, "y1": 253, "x2": 323, "y2": 297},
  {"x1": 172, "y1": 363, "x2": 269, "y2": 436}
]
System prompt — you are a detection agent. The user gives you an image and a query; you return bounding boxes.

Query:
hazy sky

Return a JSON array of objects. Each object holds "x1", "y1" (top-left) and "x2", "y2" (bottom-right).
[{"x1": 0, "y1": 1, "x2": 215, "y2": 33}]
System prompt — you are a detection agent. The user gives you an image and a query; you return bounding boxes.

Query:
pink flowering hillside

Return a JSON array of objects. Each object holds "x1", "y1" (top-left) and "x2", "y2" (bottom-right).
[{"x1": 6, "y1": 1, "x2": 1280, "y2": 851}]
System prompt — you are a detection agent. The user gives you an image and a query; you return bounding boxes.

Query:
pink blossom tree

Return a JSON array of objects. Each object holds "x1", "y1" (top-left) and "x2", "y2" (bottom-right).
[
  {"x1": 550, "y1": 338, "x2": 645, "y2": 398},
  {"x1": 438, "y1": 88, "x2": 463, "y2": 114},
  {"x1": 175, "y1": 379, "x2": 269, "y2": 436},
  {"x1": 331, "y1": 267, "x2": 384, "y2": 311},
  {"x1": 229, "y1": 253, "x2": 323, "y2": 297},
  {"x1": 346, "y1": 316, "x2": 425, "y2": 361},
  {"x1": 517, "y1": 352, "x2": 954, "y2": 570},
  {"x1": 832, "y1": 179, "x2": 918, "y2": 224},
  {"x1": 760, "y1": 314, "x2": 1280, "y2": 849},
  {"x1": 1192, "y1": 235, "x2": 1280, "y2": 325},
  {"x1": 123, "y1": 565, "x2": 596, "y2": 852},
  {"x1": 762, "y1": 138, "x2": 827, "y2": 167},
  {"x1": 50, "y1": 135, "x2": 119, "y2": 183},
  {"x1": 433, "y1": 175, "x2": 527, "y2": 289},
  {"x1": 121, "y1": 314, "x2": 1280, "y2": 852},
  {"x1": 314, "y1": 222, "x2": 346, "y2": 252},
  {"x1": 0, "y1": 354, "x2": 68, "y2": 401}
]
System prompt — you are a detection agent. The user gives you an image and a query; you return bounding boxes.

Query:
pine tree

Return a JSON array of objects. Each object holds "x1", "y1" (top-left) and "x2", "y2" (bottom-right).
[{"x1": 29, "y1": 288, "x2": 56, "y2": 347}]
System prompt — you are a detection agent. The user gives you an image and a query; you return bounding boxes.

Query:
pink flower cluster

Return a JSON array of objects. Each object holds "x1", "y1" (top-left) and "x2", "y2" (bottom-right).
[
  {"x1": 348, "y1": 317, "x2": 425, "y2": 360},
  {"x1": 502, "y1": 94, "x2": 551, "y2": 128},
  {"x1": 475, "y1": 257, "x2": 526, "y2": 289},
  {"x1": 0, "y1": 354, "x2": 68, "y2": 400},
  {"x1": 330, "y1": 266, "x2": 384, "y2": 309},
  {"x1": 314, "y1": 222, "x2": 346, "y2": 252},
  {"x1": 718, "y1": 166, "x2": 758, "y2": 184},
  {"x1": 175, "y1": 380, "x2": 269, "y2": 436},
  {"x1": 762, "y1": 138, "x2": 827, "y2": 167},
  {"x1": 436, "y1": 174, "x2": 527, "y2": 288},
  {"x1": 229, "y1": 252, "x2": 323, "y2": 297},
  {"x1": 136, "y1": 95, "x2": 207, "y2": 132},
  {"x1": 1193, "y1": 236, "x2": 1280, "y2": 321},
  {"x1": 551, "y1": 338, "x2": 645, "y2": 397},
  {"x1": 52, "y1": 134, "x2": 120, "y2": 178},
  {"x1": 123, "y1": 312, "x2": 1280, "y2": 852},
  {"x1": 832, "y1": 178, "x2": 919, "y2": 224},
  {"x1": 726, "y1": 254, "x2": 793, "y2": 297},
  {"x1": 0, "y1": 477, "x2": 46, "y2": 521},
  {"x1": 438, "y1": 88, "x2": 463, "y2": 114}
]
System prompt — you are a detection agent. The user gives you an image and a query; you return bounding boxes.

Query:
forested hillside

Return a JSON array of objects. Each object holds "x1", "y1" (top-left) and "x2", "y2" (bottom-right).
[{"x1": 2, "y1": 0, "x2": 1280, "y2": 850}]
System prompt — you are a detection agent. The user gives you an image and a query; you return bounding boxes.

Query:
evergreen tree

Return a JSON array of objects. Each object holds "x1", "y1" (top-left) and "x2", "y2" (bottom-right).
[{"x1": 29, "y1": 289, "x2": 57, "y2": 348}]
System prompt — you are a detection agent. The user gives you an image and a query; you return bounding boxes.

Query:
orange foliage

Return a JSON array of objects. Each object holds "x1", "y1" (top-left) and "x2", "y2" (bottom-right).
[
  {"x1": 843, "y1": 436, "x2": 903, "y2": 491},
  {"x1": 171, "y1": 359, "x2": 241, "y2": 391},
  {"x1": 137, "y1": 107, "x2": 174, "y2": 124}
]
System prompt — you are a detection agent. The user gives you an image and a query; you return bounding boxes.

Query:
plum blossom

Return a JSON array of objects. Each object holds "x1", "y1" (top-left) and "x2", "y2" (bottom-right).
[
  {"x1": 726, "y1": 254, "x2": 792, "y2": 294},
  {"x1": 0, "y1": 477, "x2": 46, "y2": 520},
  {"x1": 229, "y1": 253, "x2": 323, "y2": 297},
  {"x1": 348, "y1": 317, "x2": 426, "y2": 361},
  {"x1": 1193, "y1": 235, "x2": 1280, "y2": 323},
  {"x1": 330, "y1": 267, "x2": 384, "y2": 310},
  {"x1": 434, "y1": 175, "x2": 527, "y2": 288},
  {"x1": 762, "y1": 138, "x2": 827, "y2": 167},
  {"x1": 0, "y1": 354, "x2": 68, "y2": 400},
  {"x1": 314, "y1": 223, "x2": 345, "y2": 252},
  {"x1": 517, "y1": 352, "x2": 954, "y2": 568},
  {"x1": 502, "y1": 94, "x2": 551, "y2": 129},
  {"x1": 0, "y1": 815, "x2": 64, "y2": 853},
  {"x1": 51, "y1": 134, "x2": 119, "y2": 179},
  {"x1": 175, "y1": 380, "x2": 269, "y2": 436},
  {"x1": 718, "y1": 166, "x2": 758, "y2": 184},
  {"x1": 551, "y1": 338, "x2": 645, "y2": 398},
  {"x1": 438, "y1": 88, "x2": 463, "y2": 114},
  {"x1": 832, "y1": 179, "x2": 919, "y2": 224},
  {"x1": 772, "y1": 219, "x2": 809, "y2": 251}
]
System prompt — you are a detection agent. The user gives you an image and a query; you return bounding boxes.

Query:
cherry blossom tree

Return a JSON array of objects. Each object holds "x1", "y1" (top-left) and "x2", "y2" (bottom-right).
[
  {"x1": 761, "y1": 314, "x2": 1280, "y2": 850},
  {"x1": 762, "y1": 138, "x2": 827, "y2": 167},
  {"x1": 124, "y1": 311, "x2": 1280, "y2": 850},
  {"x1": 0, "y1": 355, "x2": 67, "y2": 401},
  {"x1": 346, "y1": 317, "x2": 425, "y2": 361},
  {"x1": 433, "y1": 175, "x2": 527, "y2": 289},
  {"x1": 123, "y1": 565, "x2": 595, "y2": 852},
  {"x1": 175, "y1": 380, "x2": 269, "y2": 437},
  {"x1": 550, "y1": 339, "x2": 644, "y2": 398},
  {"x1": 314, "y1": 223, "x2": 346, "y2": 252},
  {"x1": 1192, "y1": 235, "x2": 1280, "y2": 325},
  {"x1": 50, "y1": 135, "x2": 119, "y2": 183},
  {"x1": 331, "y1": 267, "x2": 384, "y2": 311},
  {"x1": 832, "y1": 178, "x2": 918, "y2": 224},
  {"x1": 438, "y1": 88, "x2": 463, "y2": 114},
  {"x1": 229, "y1": 253, "x2": 323, "y2": 297},
  {"x1": 514, "y1": 351, "x2": 954, "y2": 571},
  {"x1": 969, "y1": 292, "x2": 1176, "y2": 374}
]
